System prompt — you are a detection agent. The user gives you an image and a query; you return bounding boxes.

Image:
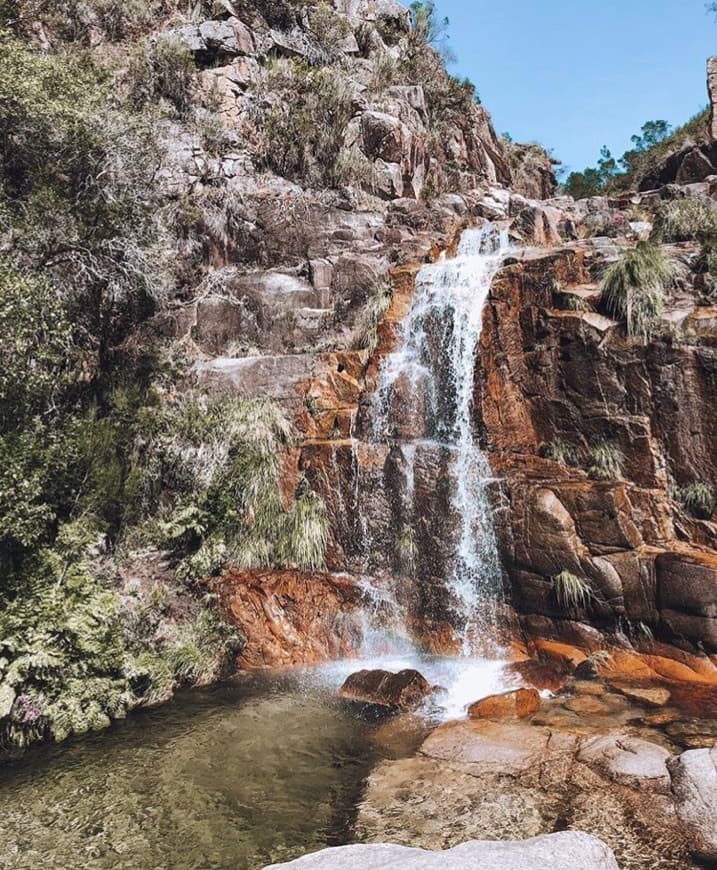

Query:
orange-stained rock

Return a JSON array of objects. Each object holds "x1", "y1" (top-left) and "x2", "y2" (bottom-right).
[
  {"x1": 215, "y1": 569, "x2": 363, "y2": 668},
  {"x1": 531, "y1": 639, "x2": 587, "y2": 671},
  {"x1": 468, "y1": 688, "x2": 541, "y2": 720}
]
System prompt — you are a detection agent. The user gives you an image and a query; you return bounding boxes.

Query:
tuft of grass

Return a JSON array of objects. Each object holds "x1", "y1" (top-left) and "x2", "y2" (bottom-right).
[
  {"x1": 564, "y1": 295, "x2": 593, "y2": 312},
  {"x1": 545, "y1": 438, "x2": 578, "y2": 466},
  {"x1": 351, "y1": 285, "x2": 392, "y2": 353},
  {"x1": 588, "y1": 440, "x2": 625, "y2": 480},
  {"x1": 676, "y1": 482, "x2": 716, "y2": 520},
  {"x1": 552, "y1": 571, "x2": 592, "y2": 611},
  {"x1": 651, "y1": 196, "x2": 717, "y2": 244},
  {"x1": 600, "y1": 242, "x2": 673, "y2": 339}
]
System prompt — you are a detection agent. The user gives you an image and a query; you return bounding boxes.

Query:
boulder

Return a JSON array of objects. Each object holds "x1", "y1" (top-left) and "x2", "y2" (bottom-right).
[
  {"x1": 338, "y1": 668, "x2": 433, "y2": 712},
  {"x1": 468, "y1": 688, "x2": 541, "y2": 720},
  {"x1": 264, "y1": 832, "x2": 620, "y2": 869},
  {"x1": 577, "y1": 733, "x2": 671, "y2": 793},
  {"x1": 668, "y1": 746, "x2": 717, "y2": 863}
]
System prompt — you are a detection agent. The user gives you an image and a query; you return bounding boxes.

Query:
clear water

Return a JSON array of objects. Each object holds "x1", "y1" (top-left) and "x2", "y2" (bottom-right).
[
  {"x1": 0, "y1": 658, "x2": 514, "y2": 870},
  {"x1": 0, "y1": 674, "x2": 411, "y2": 870}
]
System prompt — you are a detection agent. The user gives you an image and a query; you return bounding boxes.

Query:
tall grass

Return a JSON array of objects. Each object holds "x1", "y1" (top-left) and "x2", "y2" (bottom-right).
[{"x1": 601, "y1": 242, "x2": 673, "y2": 339}]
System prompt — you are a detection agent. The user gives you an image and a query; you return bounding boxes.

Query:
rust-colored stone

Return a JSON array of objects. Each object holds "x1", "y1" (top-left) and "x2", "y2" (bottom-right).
[
  {"x1": 468, "y1": 688, "x2": 541, "y2": 720},
  {"x1": 215, "y1": 569, "x2": 363, "y2": 668}
]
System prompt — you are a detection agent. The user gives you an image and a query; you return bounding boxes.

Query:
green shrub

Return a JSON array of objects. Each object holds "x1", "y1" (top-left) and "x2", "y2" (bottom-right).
[
  {"x1": 600, "y1": 242, "x2": 673, "y2": 338},
  {"x1": 0, "y1": 32, "x2": 162, "y2": 369},
  {"x1": 128, "y1": 35, "x2": 195, "y2": 118},
  {"x1": 588, "y1": 440, "x2": 625, "y2": 480},
  {"x1": 552, "y1": 571, "x2": 591, "y2": 611},
  {"x1": 258, "y1": 59, "x2": 354, "y2": 188},
  {"x1": 676, "y1": 482, "x2": 716, "y2": 520},
  {"x1": 651, "y1": 196, "x2": 717, "y2": 243},
  {"x1": 0, "y1": 259, "x2": 71, "y2": 427},
  {"x1": 3, "y1": 0, "x2": 156, "y2": 43}
]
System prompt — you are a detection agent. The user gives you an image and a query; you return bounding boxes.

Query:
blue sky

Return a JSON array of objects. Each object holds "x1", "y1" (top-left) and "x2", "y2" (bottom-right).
[{"x1": 436, "y1": 0, "x2": 716, "y2": 175}]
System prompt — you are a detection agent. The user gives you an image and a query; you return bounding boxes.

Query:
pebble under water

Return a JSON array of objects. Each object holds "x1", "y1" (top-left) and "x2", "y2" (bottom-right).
[{"x1": 0, "y1": 671, "x2": 431, "y2": 870}]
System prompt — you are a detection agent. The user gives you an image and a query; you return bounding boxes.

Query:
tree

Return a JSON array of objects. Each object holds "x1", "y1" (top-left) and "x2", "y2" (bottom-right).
[{"x1": 409, "y1": 1, "x2": 455, "y2": 63}]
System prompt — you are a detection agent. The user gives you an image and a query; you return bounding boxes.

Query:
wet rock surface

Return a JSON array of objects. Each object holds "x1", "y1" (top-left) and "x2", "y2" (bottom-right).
[
  {"x1": 339, "y1": 668, "x2": 433, "y2": 713},
  {"x1": 467, "y1": 687, "x2": 541, "y2": 720},
  {"x1": 215, "y1": 570, "x2": 363, "y2": 668}
]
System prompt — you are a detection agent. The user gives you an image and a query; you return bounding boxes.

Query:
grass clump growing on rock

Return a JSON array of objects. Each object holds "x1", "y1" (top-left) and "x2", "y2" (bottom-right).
[
  {"x1": 552, "y1": 571, "x2": 591, "y2": 611},
  {"x1": 600, "y1": 242, "x2": 673, "y2": 339},
  {"x1": 352, "y1": 284, "x2": 392, "y2": 353},
  {"x1": 545, "y1": 438, "x2": 578, "y2": 467},
  {"x1": 588, "y1": 440, "x2": 625, "y2": 480},
  {"x1": 675, "y1": 482, "x2": 716, "y2": 520}
]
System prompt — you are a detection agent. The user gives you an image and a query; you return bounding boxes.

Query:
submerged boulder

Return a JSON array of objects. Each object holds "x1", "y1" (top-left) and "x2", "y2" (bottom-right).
[
  {"x1": 264, "y1": 832, "x2": 620, "y2": 869},
  {"x1": 338, "y1": 668, "x2": 432, "y2": 713}
]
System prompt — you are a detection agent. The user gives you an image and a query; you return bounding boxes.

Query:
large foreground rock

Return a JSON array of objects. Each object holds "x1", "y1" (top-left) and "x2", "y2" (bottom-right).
[
  {"x1": 264, "y1": 832, "x2": 619, "y2": 869},
  {"x1": 668, "y1": 745, "x2": 717, "y2": 863}
]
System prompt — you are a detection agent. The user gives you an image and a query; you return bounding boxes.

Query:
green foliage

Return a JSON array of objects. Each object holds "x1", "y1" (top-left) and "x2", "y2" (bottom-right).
[
  {"x1": 651, "y1": 196, "x2": 717, "y2": 244},
  {"x1": 675, "y1": 482, "x2": 716, "y2": 520},
  {"x1": 259, "y1": 59, "x2": 355, "y2": 188},
  {"x1": 408, "y1": 1, "x2": 454, "y2": 62},
  {"x1": 0, "y1": 31, "x2": 162, "y2": 367},
  {"x1": 0, "y1": 259, "x2": 71, "y2": 426},
  {"x1": 564, "y1": 112, "x2": 709, "y2": 197},
  {"x1": 307, "y1": 2, "x2": 352, "y2": 62},
  {"x1": 552, "y1": 571, "x2": 591, "y2": 611},
  {"x1": 3, "y1": 0, "x2": 156, "y2": 43},
  {"x1": 129, "y1": 395, "x2": 327, "y2": 575},
  {"x1": 588, "y1": 440, "x2": 625, "y2": 481},
  {"x1": 600, "y1": 242, "x2": 673, "y2": 338}
]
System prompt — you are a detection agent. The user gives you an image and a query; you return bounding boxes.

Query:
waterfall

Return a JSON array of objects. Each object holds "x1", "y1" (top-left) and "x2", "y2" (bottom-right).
[{"x1": 367, "y1": 223, "x2": 512, "y2": 655}]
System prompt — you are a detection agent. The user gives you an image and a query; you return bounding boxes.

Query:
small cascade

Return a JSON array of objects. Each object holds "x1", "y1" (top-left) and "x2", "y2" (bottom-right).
[{"x1": 361, "y1": 223, "x2": 512, "y2": 655}]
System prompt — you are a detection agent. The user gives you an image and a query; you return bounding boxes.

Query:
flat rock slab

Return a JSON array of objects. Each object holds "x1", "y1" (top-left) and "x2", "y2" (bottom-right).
[
  {"x1": 264, "y1": 832, "x2": 619, "y2": 869},
  {"x1": 420, "y1": 720, "x2": 577, "y2": 776}
]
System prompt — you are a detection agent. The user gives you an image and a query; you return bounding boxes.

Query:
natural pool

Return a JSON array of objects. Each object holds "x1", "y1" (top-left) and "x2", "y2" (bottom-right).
[{"x1": 0, "y1": 656, "x2": 510, "y2": 870}]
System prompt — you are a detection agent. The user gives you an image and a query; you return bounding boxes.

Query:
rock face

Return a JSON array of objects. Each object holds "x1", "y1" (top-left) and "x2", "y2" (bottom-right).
[
  {"x1": 264, "y1": 832, "x2": 620, "y2": 870},
  {"x1": 668, "y1": 746, "x2": 717, "y2": 863},
  {"x1": 215, "y1": 570, "x2": 363, "y2": 667},
  {"x1": 339, "y1": 668, "x2": 433, "y2": 711}
]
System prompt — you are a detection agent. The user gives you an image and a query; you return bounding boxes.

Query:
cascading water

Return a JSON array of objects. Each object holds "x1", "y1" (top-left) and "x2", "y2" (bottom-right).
[{"x1": 367, "y1": 223, "x2": 512, "y2": 656}]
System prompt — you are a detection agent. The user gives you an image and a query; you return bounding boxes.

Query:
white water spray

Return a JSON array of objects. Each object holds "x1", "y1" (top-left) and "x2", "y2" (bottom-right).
[{"x1": 370, "y1": 224, "x2": 512, "y2": 654}]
